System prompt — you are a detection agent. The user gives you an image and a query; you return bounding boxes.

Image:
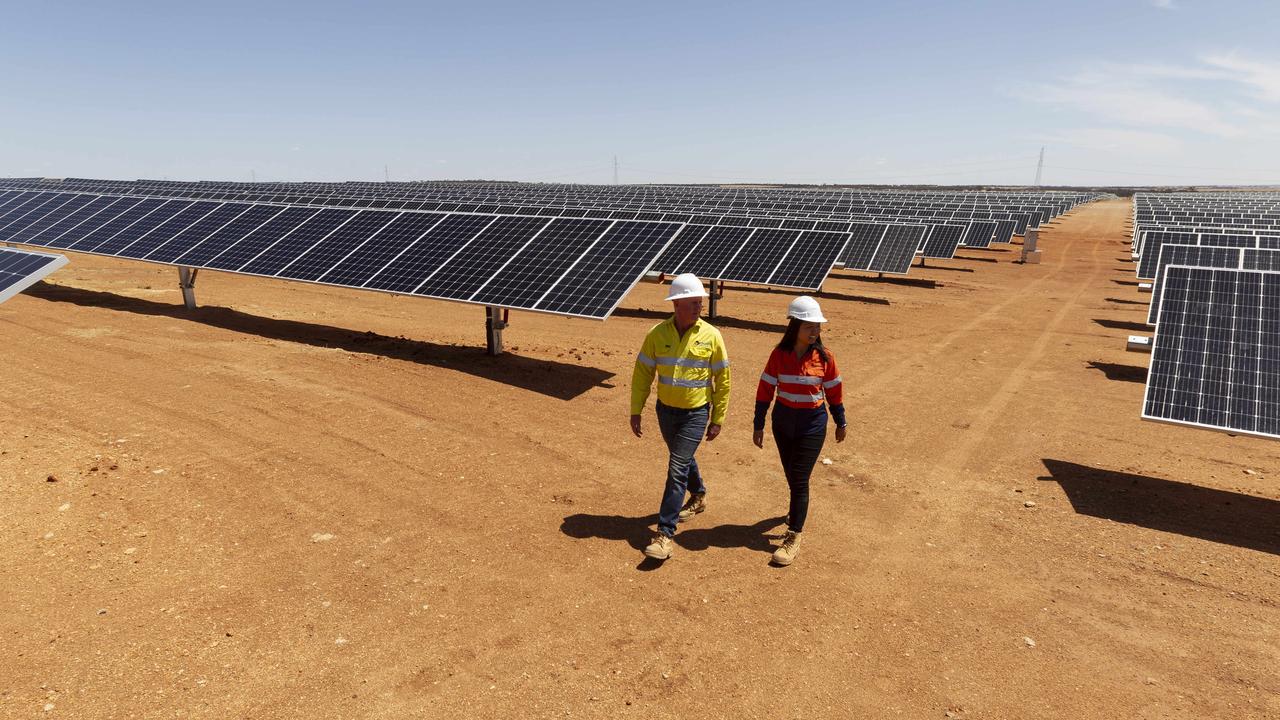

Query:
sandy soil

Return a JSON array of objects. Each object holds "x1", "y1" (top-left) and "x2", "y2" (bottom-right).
[{"x1": 1, "y1": 198, "x2": 1276, "y2": 719}]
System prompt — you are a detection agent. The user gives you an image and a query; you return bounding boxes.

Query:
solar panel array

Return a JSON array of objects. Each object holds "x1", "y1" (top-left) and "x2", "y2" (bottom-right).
[
  {"x1": 0, "y1": 189, "x2": 682, "y2": 319},
  {"x1": 0, "y1": 246, "x2": 68, "y2": 305}
]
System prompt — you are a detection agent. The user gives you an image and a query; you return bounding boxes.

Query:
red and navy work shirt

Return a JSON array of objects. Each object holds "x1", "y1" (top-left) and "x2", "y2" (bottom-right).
[{"x1": 754, "y1": 345, "x2": 846, "y2": 432}]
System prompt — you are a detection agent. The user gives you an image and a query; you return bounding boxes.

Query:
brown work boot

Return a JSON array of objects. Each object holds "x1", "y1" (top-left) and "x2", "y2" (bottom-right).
[
  {"x1": 677, "y1": 492, "x2": 706, "y2": 522},
  {"x1": 771, "y1": 530, "x2": 802, "y2": 566},
  {"x1": 643, "y1": 532, "x2": 674, "y2": 560}
]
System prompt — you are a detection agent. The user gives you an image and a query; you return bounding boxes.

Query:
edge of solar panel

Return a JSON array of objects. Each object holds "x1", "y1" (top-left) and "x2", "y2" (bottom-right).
[
  {"x1": 0, "y1": 247, "x2": 69, "y2": 304},
  {"x1": 0, "y1": 189, "x2": 683, "y2": 321},
  {"x1": 1140, "y1": 264, "x2": 1280, "y2": 440}
]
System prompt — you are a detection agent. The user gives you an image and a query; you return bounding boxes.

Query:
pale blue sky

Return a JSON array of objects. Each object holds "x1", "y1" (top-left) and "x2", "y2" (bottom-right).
[{"x1": 2, "y1": 1, "x2": 1278, "y2": 186}]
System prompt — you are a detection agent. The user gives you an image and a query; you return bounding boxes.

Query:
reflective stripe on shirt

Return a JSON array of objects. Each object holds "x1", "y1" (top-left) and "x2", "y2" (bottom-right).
[
  {"x1": 659, "y1": 375, "x2": 713, "y2": 388},
  {"x1": 760, "y1": 372, "x2": 778, "y2": 386},
  {"x1": 778, "y1": 389, "x2": 822, "y2": 404},
  {"x1": 655, "y1": 356, "x2": 711, "y2": 369},
  {"x1": 779, "y1": 374, "x2": 822, "y2": 385},
  {"x1": 822, "y1": 375, "x2": 842, "y2": 389},
  {"x1": 636, "y1": 352, "x2": 656, "y2": 368}
]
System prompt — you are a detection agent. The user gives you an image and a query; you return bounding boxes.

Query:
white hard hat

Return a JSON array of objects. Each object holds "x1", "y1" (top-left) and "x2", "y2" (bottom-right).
[
  {"x1": 787, "y1": 296, "x2": 827, "y2": 323},
  {"x1": 665, "y1": 273, "x2": 709, "y2": 301}
]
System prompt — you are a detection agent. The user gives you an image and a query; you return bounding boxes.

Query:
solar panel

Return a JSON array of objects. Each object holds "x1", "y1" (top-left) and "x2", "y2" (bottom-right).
[
  {"x1": 919, "y1": 224, "x2": 965, "y2": 259},
  {"x1": 0, "y1": 247, "x2": 68, "y2": 305},
  {"x1": 1143, "y1": 265, "x2": 1280, "y2": 439},
  {"x1": 961, "y1": 221, "x2": 997, "y2": 249},
  {"x1": 1137, "y1": 231, "x2": 1198, "y2": 279},
  {"x1": 1147, "y1": 244, "x2": 1243, "y2": 325},
  {"x1": 719, "y1": 228, "x2": 799, "y2": 284},
  {"x1": 650, "y1": 224, "x2": 712, "y2": 274},
  {"x1": 840, "y1": 222, "x2": 888, "y2": 270},
  {"x1": 765, "y1": 230, "x2": 849, "y2": 290},
  {"x1": 992, "y1": 220, "x2": 1016, "y2": 245},
  {"x1": 867, "y1": 224, "x2": 927, "y2": 274}
]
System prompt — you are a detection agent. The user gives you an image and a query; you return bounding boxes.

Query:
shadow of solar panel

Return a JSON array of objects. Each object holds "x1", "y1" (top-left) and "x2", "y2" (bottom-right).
[
  {"x1": 1147, "y1": 244, "x2": 1242, "y2": 325},
  {"x1": 1143, "y1": 265, "x2": 1280, "y2": 439},
  {"x1": 767, "y1": 230, "x2": 848, "y2": 290},
  {"x1": 868, "y1": 224, "x2": 926, "y2": 274},
  {"x1": 0, "y1": 246, "x2": 68, "y2": 304}
]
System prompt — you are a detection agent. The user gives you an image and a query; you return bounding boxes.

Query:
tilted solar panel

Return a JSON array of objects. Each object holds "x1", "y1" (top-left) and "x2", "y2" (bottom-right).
[
  {"x1": 1143, "y1": 265, "x2": 1280, "y2": 439},
  {"x1": 0, "y1": 247, "x2": 68, "y2": 305}
]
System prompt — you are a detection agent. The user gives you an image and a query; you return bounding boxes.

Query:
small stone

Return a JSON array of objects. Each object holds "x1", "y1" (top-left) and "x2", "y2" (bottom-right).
[
  {"x1": 152, "y1": 468, "x2": 166, "y2": 475},
  {"x1": 123, "y1": 547, "x2": 137, "y2": 555},
  {"x1": 1024, "y1": 501, "x2": 1037, "y2": 508},
  {"x1": 1145, "y1": 677, "x2": 1159, "y2": 685},
  {"x1": 46, "y1": 475, "x2": 57, "y2": 483},
  {"x1": 1244, "y1": 469, "x2": 1256, "y2": 475},
  {"x1": 97, "y1": 608, "x2": 108, "y2": 615},
  {"x1": 335, "y1": 637, "x2": 348, "y2": 646},
  {"x1": 660, "y1": 672, "x2": 669, "y2": 679},
  {"x1": 1023, "y1": 636, "x2": 1036, "y2": 647},
  {"x1": 821, "y1": 458, "x2": 833, "y2": 465},
  {"x1": 44, "y1": 703, "x2": 55, "y2": 712},
  {"x1": 58, "y1": 503, "x2": 71, "y2": 512},
  {"x1": 311, "y1": 533, "x2": 334, "y2": 543},
  {"x1": 43, "y1": 532, "x2": 55, "y2": 540}
]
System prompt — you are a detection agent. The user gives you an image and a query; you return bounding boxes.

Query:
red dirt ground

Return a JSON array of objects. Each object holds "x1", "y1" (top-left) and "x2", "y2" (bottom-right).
[{"x1": 1, "y1": 198, "x2": 1276, "y2": 719}]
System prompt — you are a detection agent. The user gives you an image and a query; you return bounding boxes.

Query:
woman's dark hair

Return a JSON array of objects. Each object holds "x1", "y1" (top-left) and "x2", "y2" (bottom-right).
[{"x1": 777, "y1": 317, "x2": 828, "y2": 362}]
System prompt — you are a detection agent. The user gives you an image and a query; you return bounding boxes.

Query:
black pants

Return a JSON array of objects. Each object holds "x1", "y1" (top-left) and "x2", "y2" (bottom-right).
[{"x1": 772, "y1": 419, "x2": 826, "y2": 533}]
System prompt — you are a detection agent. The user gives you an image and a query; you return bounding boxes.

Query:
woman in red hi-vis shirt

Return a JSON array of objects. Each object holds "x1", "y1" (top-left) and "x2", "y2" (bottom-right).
[{"x1": 753, "y1": 296, "x2": 847, "y2": 566}]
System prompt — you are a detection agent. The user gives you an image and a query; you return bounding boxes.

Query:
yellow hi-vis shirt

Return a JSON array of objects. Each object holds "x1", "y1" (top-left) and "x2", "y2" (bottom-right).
[{"x1": 630, "y1": 316, "x2": 731, "y2": 425}]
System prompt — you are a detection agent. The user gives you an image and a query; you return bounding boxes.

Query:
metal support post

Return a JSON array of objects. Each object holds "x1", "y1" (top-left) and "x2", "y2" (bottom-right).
[
  {"x1": 485, "y1": 306, "x2": 507, "y2": 356},
  {"x1": 707, "y1": 279, "x2": 720, "y2": 319},
  {"x1": 177, "y1": 267, "x2": 198, "y2": 309}
]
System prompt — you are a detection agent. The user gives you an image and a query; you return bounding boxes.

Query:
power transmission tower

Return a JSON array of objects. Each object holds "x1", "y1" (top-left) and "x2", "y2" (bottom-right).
[
  {"x1": 613, "y1": 155, "x2": 619, "y2": 185},
  {"x1": 1033, "y1": 147, "x2": 1044, "y2": 186},
  {"x1": 384, "y1": 164, "x2": 390, "y2": 182}
]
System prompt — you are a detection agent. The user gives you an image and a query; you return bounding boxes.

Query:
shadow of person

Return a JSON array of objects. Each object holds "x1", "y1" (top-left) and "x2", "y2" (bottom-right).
[
  {"x1": 675, "y1": 515, "x2": 787, "y2": 554},
  {"x1": 559, "y1": 512, "x2": 787, "y2": 562}
]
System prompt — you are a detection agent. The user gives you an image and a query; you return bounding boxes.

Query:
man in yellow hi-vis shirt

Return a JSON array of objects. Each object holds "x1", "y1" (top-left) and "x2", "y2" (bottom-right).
[{"x1": 630, "y1": 273, "x2": 731, "y2": 561}]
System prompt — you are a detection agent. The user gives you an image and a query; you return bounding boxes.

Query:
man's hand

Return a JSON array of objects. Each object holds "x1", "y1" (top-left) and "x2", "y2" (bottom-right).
[
  {"x1": 835, "y1": 425, "x2": 847, "y2": 443},
  {"x1": 630, "y1": 414, "x2": 643, "y2": 438},
  {"x1": 752, "y1": 430, "x2": 764, "y2": 448},
  {"x1": 705, "y1": 423, "x2": 722, "y2": 442}
]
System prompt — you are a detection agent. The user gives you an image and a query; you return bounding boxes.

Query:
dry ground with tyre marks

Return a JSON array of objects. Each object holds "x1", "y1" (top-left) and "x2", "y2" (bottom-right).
[{"x1": 1, "y1": 198, "x2": 1277, "y2": 719}]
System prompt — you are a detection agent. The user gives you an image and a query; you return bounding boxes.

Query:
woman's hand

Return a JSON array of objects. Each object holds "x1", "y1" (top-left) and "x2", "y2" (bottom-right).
[
  {"x1": 835, "y1": 425, "x2": 847, "y2": 443},
  {"x1": 752, "y1": 430, "x2": 764, "y2": 448}
]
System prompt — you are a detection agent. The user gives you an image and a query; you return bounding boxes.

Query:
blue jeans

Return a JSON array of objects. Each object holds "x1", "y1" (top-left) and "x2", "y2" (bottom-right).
[{"x1": 655, "y1": 401, "x2": 709, "y2": 537}]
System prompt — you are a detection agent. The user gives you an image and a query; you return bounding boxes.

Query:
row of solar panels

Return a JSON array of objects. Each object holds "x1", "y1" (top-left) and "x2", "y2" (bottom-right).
[
  {"x1": 0, "y1": 179, "x2": 1074, "y2": 234},
  {"x1": 0, "y1": 189, "x2": 682, "y2": 319},
  {"x1": 1133, "y1": 229, "x2": 1280, "y2": 280}
]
